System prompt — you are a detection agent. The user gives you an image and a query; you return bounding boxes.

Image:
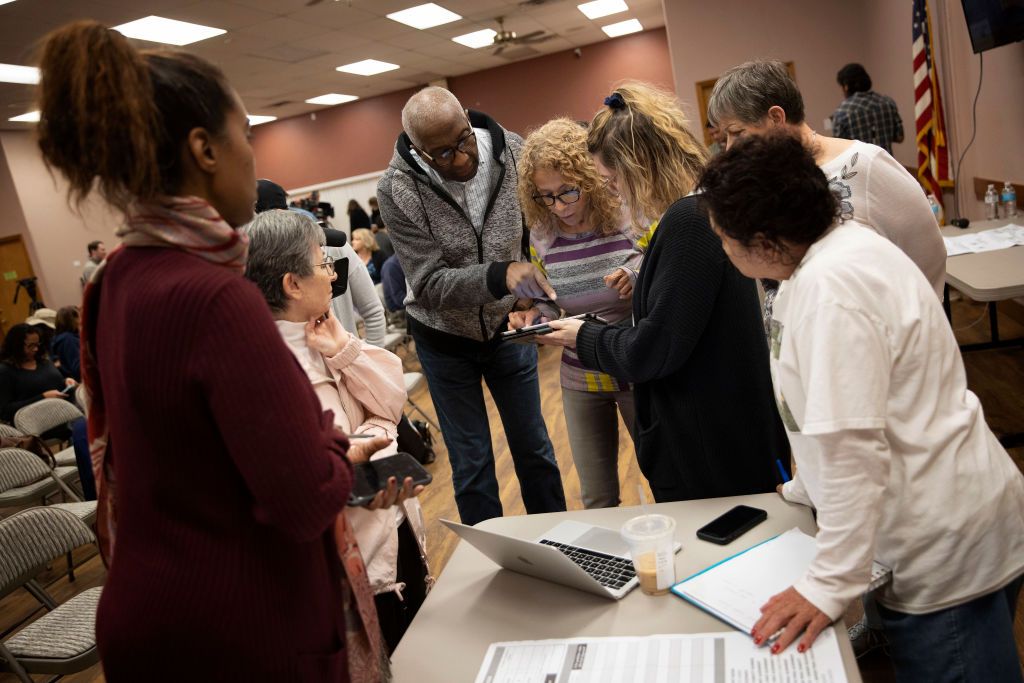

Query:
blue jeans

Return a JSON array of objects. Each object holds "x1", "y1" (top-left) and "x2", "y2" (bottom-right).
[
  {"x1": 70, "y1": 417, "x2": 96, "y2": 501},
  {"x1": 412, "y1": 331, "x2": 566, "y2": 525},
  {"x1": 878, "y1": 574, "x2": 1024, "y2": 683}
]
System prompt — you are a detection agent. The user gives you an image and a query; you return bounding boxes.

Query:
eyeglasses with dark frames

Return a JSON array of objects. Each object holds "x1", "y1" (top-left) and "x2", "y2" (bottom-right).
[
  {"x1": 532, "y1": 188, "x2": 582, "y2": 208},
  {"x1": 418, "y1": 127, "x2": 476, "y2": 167}
]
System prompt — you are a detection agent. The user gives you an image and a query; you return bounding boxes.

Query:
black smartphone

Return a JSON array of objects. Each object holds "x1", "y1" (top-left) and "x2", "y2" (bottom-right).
[
  {"x1": 501, "y1": 312, "x2": 609, "y2": 343},
  {"x1": 330, "y1": 257, "x2": 349, "y2": 298},
  {"x1": 347, "y1": 452, "x2": 432, "y2": 507},
  {"x1": 695, "y1": 505, "x2": 767, "y2": 545}
]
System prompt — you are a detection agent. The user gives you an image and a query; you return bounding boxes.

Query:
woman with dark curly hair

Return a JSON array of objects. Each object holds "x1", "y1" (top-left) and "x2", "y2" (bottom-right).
[
  {"x1": 510, "y1": 117, "x2": 646, "y2": 508},
  {"x1": 0, "y1": 322, "x2": 75, "y2": 422},
  {"x1": 700, "y1": 132, "x2": 1024, "y2": 682},
  {"x1": 540, "y1": 83, "x2": 787, "y2": 503}
]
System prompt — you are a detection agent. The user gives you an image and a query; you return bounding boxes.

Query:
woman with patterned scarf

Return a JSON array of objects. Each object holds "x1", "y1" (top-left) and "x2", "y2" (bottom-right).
[{"x1": 36, "y1": 21, "x2": 389, "y2": 683}]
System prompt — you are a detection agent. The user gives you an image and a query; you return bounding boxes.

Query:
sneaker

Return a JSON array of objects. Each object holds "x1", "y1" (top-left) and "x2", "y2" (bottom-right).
[{"x1": 848, "y1": 616, "x2": 887, "y2": 659}]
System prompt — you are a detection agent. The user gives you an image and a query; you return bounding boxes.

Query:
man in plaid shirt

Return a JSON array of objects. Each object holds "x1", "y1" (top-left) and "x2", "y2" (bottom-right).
[{"x1": 831, "y1": 63, "x2": 904, "y2": 154}]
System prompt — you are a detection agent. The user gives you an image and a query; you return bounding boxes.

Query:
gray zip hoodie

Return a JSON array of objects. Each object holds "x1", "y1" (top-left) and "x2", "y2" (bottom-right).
[{"x1": 376, "y1": 111, "x2": 527, "y2": 347}]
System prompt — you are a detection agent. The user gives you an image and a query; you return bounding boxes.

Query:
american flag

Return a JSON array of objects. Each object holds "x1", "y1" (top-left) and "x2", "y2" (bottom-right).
[{"x1": 913, "y1": 0, "x2": 953, "y2": 205}]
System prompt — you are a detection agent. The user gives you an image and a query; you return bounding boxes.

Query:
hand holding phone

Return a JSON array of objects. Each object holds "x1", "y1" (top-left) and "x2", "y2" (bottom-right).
[{"x1": 348, "y1": 452, "x2": 432, "y2": 507}]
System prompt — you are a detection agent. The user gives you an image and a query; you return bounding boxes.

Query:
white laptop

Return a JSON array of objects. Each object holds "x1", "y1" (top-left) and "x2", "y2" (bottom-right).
[{"x1": 442, "y1": 518, "x2": 679, "y2": 600}]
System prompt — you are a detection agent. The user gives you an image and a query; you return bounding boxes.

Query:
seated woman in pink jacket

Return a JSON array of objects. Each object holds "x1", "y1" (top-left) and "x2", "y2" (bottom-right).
[{"x1": 243, "y1": 209, "x2": 431, "y2": 653}]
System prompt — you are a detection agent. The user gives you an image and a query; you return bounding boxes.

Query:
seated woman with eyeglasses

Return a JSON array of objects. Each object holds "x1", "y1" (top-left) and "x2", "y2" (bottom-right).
[
  {"x1": 509, "y1": 117, "x2": 646, "y2": 509},
  {"x1": 0, "y1": 322, "x2": 77, "y2": 423},
  {"x1": 243, "y1": 209, "x2": 431, "y2": 653}
]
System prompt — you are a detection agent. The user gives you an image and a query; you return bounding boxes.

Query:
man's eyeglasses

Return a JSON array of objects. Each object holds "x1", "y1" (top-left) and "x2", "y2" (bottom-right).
[
  {"x1": 419, "y1": 129, "x2": 476, "y2": 167},
  {"x1": 314, "y1": 254, "x2": 336, "y2": 275},
  {"x1": 533, "y1": 188, "x2": 581, "y2": 208}
]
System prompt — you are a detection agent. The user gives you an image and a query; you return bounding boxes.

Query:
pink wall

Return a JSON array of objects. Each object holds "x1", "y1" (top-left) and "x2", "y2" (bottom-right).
[
  {"x1": 663, "y1": 0, "x2": 867, "y2": 142},
  {"x1": 251, "y1": 29, "x2": 673, "y2": 190},
  {"x1": 0, "y1": 131, "x2": 121, "y2": 309},
  {"x1": 934, "y1": 0, "x2": 1024, "y2": 220}
]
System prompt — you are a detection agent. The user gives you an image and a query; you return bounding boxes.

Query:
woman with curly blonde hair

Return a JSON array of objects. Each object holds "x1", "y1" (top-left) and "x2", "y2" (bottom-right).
[
  {"x1": 541, "y1": 82, "x2": 787, "y2": 503},
  {"x1": 509, "y1": 117, "x2": 640, "y2": 508}
]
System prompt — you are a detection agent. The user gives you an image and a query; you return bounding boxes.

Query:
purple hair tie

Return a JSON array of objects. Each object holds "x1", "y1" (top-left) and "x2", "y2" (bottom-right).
[{"x1": 604, "y1": 92, "x2": 626, "y2": 110}]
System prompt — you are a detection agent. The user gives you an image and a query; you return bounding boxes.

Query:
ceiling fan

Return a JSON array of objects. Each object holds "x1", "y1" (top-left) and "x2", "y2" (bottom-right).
[{"x1": 490, "y1": 16, "x2": 556, "y2": 55}]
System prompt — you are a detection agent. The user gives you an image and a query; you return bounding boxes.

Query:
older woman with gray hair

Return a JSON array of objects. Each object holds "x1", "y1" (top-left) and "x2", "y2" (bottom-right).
[
  {"x1": 706, "y1": 59, "x2": 945, "y2": 331},
  {"x1": 242, "y1": 209, "x2": 431, "y2": 653}
]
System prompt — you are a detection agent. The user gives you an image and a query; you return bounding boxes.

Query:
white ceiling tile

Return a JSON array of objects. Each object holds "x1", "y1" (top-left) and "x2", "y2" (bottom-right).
[
  {"x1": 163, "y1": 1, "x2": 278, "y2": 30},
  {"x1": 285, "y1": 4, "x2": 378, "y2": 30},
  {"x1": 236, "y1": 17, "x2": 327, "y2": 40}
]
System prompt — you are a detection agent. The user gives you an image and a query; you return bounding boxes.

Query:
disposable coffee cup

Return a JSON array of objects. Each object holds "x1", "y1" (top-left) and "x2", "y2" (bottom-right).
[{"x1": 620, "y1": 514, "x2": 676, "y2": 595}]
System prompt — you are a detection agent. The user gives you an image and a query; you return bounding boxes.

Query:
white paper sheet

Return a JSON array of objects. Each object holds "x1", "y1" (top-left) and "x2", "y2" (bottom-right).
[
  {"x1": 474, "y1": 628, "x2": 848, "y2": 683},
  {"x1": 944, "y1": 224, "x2": 1024, "y2": 256}
]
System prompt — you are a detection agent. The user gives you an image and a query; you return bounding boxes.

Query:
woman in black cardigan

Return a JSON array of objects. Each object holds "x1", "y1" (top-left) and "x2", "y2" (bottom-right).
[{"x1": 541, "y1": 82, "x2": 788, "y2": 502}]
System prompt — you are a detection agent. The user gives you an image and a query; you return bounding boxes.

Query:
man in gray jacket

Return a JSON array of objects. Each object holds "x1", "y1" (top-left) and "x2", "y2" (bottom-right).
[{"x1": 377, "y1": 87, "x2": 565, "y2": 525}]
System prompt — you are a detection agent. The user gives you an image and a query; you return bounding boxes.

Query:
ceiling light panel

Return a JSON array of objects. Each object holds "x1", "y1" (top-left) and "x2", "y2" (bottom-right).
[
  {"x1": 601, "y1": 18, "x2": 643, "y2": 37},
  {"x1": 8, "y1": 111, "x2": 40, "y2": 122},
  {"x1": 247, "y1": 115, "x2": 277, "y2": 125},
  {"x1": 0, "y1": 63, "x2": 39, "y2": 85},
  {"x1": 336, "y1": 59, "x2": 400, "y2": 76},
  {"x1": 112, "y1": 16, "x2": 227, "y2": 46},
  {"x1": 305, "y1": 93, "x2": 360, "y2": 105},
  {"x1": 387, "y1": 3, "x2": 461, "y2": 30},
  {"x1": 451, "y1": 29, "x2": 497, "y2": 49},
  {"x1": 578, "y1": 0, "x2": 628, "y2": 20}
]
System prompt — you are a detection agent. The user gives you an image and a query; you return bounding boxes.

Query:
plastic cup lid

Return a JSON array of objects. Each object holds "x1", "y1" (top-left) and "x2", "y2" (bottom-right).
[{"x1": 620, "y1": 513, "x2": 676, "y2": 541}]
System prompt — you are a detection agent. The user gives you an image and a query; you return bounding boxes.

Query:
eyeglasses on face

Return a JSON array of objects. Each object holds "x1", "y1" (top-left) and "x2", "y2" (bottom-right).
[
  {"x1": 532, "y1": 188, "x2": 582, "y2": 208},
  {"x1": 24, "y1": 341, "x2": 40, "y2": 349},
  {"x1": 419, "y1": 128, "x2": 476, "y2": 167},
  {"x1": 314, "y1": 254, "x2": 336, "y2": 275}
]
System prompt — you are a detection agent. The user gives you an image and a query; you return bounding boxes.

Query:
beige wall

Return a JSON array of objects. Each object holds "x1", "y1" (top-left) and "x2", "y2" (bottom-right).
[{"x1": 0, "y1": 131, "x2": 121, "y2": 310}]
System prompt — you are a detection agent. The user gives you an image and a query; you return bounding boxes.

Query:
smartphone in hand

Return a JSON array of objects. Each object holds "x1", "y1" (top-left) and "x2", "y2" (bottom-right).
[{"x1": 347, "y1": 452, "x2": 432, "y2": 507}]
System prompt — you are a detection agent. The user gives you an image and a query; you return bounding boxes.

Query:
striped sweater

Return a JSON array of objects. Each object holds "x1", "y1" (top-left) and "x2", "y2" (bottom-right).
[{"x1": 532, "y1": 224, "x2": 653, "y2": 392}]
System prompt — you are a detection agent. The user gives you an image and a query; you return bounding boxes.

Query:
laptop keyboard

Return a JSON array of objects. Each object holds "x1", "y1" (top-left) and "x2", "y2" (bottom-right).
[{"x1": 539, "y1": 540, "x2": 637, "y2": 590}]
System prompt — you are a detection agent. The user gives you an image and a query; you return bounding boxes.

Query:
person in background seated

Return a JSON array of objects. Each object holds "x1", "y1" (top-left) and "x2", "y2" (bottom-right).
[
  {"x1": 0, "y1": 322, "x2": 75, "y2": 423},
  {"x1": 52, "y1": 306, "x2": 81, "y2": 382},
  {"x1": 700, "y1": 131, "x2": 1024, "y2": 682},
  {"x1": 352, "y1": 228, "x2": 387, "y2": 285},
  {"x1": 243, "y1": 209, "x2": 430, "y2": 653},
  {"x1": 81, "y1": 240, "x2": 107, "y2": 289},
  {"x1": 832, "y1": 63, "x2": 904, "y2": 155},
  {"x1": 377, "y1": 86, "x2": 566, "y2": 525},
  {"x1": 510, "y1": 117, "x2": 642, "y2": 509},
  {"x1": 25, "y1": 307, "x2": 57, "y2": 362},
  {"x1": 36, "y1": 20, "x2": 389, "y2": 682},
  {"x1": 707, "y1": 59, "x2": 944, "y2": 336},
  {"x1": 381, "y1": 253, "x2": 407, "y2": 313},
  {"x1": 368, "y1": 197, "x2": 395, "y2": 258},
  {"x1": 348, "y1": 199, "x2": 372, "y2": 231},
  {"x1": 541, "y1": 82, "x2": 787, "y2": 503}
]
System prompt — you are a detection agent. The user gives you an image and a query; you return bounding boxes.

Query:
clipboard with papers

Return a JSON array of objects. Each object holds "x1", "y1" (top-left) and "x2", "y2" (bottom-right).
[{"x1": 670, "y1": 527, "x2": 892, "y2": 635}]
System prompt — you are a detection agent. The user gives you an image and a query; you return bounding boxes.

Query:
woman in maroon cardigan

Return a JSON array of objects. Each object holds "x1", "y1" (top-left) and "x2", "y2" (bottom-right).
[{"x1": 35, "y1": 21, "x2": 388, "y2": 682}]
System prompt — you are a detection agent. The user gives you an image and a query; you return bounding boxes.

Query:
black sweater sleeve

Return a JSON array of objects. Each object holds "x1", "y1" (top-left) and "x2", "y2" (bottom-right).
[{"x1": 575, "y1": 198, "x2": 724, "y2": 384}]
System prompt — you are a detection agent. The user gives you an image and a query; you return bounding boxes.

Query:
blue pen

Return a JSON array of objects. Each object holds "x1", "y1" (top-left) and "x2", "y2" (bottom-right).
[{"x1": 776, "y1": 459, "x2": 790, "y2": 483}]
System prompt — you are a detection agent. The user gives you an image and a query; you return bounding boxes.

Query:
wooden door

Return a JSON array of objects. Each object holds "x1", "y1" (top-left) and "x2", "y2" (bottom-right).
[{"x1": 0, "y1": 236, "x2": 37, "y2": 335}]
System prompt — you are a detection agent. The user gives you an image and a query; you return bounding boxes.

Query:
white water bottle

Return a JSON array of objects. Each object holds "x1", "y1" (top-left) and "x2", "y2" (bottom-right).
[
  {"x1": 985, "y1": 184, "x2": 999, "y2": 220},
  {"x1": 1002, "y1": 182, "x2": 1017, "y2": 219}
]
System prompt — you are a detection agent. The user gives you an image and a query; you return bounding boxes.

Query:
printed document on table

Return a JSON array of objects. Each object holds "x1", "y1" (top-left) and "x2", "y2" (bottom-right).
[
  {"x1": 474, "y1": 628, "x2": 848, "y2": 683},
  {"x1": 944, "y1": 224, "x2": 1024, "y2": 256}
]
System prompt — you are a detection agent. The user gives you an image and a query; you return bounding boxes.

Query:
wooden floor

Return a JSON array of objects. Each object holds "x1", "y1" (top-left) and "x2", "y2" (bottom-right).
[{"x1": 2, "y1": 296, "x2": 1022, "y2": 682}]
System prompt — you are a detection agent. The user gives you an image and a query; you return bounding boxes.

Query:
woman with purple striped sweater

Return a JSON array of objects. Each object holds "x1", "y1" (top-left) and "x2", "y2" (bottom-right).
[{"x1": 509, "y1": 118, "x2": 650, "y2": 508}]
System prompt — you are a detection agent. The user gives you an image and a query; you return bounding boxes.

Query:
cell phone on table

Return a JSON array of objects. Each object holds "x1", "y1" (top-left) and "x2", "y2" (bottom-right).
[
  {"x1": 695, "y1": 505, "x2": 767, "y2": 545},
  {"x1": 500, "y1": 312, "x2": 609, "y2": 343},
  {"x1": 347, "y1": 452, "x2": 433, "y2": 507}
]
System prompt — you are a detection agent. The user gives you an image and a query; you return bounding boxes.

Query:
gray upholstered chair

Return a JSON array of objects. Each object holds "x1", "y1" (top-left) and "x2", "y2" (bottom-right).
[
  {"x1": 12, "y1": 399, "x2": 83, "y2": 470},
  {"x1": 0, "y1": 507, "x2": 102, "y2": 682},
  {"x1": 0, "y1": 423, "x2": 24, "y2": 439},
  {"x1": 0, "y1": 449, "x2": 92, "y2": 521}
]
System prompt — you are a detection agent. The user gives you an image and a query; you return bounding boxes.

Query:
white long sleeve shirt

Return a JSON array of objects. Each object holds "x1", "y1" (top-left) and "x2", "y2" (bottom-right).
[{"x1": 773, "y1": 222, "x2": 1024, "y2": 619}]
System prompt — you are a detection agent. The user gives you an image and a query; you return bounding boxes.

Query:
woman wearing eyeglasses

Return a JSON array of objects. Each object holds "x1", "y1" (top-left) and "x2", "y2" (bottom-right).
[
  {"x1": 243, "y1": 209, "x2": 431, "y2": 653},
  {"x1": 510, "y1": 118, "x2": 646, "y2": 509}
]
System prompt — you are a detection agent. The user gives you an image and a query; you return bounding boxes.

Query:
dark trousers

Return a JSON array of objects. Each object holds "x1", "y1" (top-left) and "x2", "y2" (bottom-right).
[
  {"x1": 70, "y1": 417, "x2": 96, "y2": 501},
  {"x1": 412, "y1": 331, "x2": 566, "y2": 525},
  {"x1": 374, "y1": 520, "x2": 428, "y2": 653},
  {"x1": 879, "y1": 573, "x2": 1024, "y2": 683}
]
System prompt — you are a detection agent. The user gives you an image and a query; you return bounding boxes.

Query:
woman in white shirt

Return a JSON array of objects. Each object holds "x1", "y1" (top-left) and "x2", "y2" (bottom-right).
[
  {"x1": 706, "y1": 59, "x2": 946, "y2": 334},
  {"x1": 698, "y1": 131, "x2": 1024, "y2": 682}
]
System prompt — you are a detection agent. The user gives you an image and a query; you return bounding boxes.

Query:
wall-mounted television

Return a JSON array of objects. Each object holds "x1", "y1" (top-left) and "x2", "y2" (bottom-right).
[{"x1": 962, "y1": 0, "x2": 1024, "y2": 53}]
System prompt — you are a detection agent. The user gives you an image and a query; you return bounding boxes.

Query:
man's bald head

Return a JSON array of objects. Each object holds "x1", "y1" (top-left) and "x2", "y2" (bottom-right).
[{"x1": 402, "y1": 86, "x2": 466, "y2": 149}]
